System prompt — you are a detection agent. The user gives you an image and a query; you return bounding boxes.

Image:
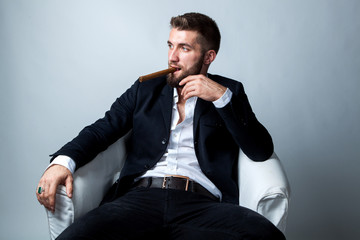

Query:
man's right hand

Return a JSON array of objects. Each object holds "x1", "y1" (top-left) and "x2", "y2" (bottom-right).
[{"x1": 36, "y1": 164, "x2": 73, "y2": 212}]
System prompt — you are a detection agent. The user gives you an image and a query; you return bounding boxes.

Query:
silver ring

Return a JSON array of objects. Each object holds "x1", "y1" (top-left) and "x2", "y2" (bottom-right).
[{"x1": 37, "y1": 186, "x2": 45, "y2": 194}]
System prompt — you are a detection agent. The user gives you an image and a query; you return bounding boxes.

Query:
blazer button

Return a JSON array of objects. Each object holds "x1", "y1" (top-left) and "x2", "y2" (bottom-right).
[
  {"x1": 241, "y1": 119, "x2": 247, "y2": 126},
  {"x1": 161, "y1": 138, "x2": 167, "y2": 145},
  {"x1": 144, "y1": 164, "x2": 150, "y2": 169}
]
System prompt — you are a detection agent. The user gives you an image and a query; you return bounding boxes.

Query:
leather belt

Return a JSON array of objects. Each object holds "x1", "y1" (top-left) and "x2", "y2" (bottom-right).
[{"x1": 132, "y1": 176, "x2": 219, "y2": 201}]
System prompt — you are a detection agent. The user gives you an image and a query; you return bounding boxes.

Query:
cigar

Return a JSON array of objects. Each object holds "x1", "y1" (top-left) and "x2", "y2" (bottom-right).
[{"x1": 139, "y1": 67, "x2": 177, "y2": 82}]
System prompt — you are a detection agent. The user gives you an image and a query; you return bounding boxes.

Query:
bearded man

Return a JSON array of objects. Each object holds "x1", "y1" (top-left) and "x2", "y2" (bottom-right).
[{"x1": 36, "y1": 12, "x2": 285, "y2": 240}]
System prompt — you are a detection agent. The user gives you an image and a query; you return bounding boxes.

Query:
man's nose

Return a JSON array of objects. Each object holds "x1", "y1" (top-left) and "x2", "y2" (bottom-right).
[{"x1": 168, "y1": 48, "x2": 179, "y2": 62}]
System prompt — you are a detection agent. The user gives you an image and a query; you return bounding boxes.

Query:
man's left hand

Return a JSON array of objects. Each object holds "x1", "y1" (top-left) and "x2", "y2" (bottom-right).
[{"x1": 179, "y1": 74, "x2": 227, "y2": 101}]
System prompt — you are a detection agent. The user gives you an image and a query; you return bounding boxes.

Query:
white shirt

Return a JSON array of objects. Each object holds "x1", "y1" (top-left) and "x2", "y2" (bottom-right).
[{"x1": 49, "y1": 87, "x2": 233, "y2": 199}]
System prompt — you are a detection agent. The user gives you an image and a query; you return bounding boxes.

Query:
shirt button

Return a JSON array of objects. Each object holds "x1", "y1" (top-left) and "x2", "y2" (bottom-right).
[{"x1": 161, "y1": 138, "x2": 167, "y2": 144}]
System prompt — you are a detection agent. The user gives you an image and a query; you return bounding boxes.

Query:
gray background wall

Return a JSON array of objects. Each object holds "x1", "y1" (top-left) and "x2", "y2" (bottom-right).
[{"x1": 1, "y1": 0, "x2": 359, "y2": 239}]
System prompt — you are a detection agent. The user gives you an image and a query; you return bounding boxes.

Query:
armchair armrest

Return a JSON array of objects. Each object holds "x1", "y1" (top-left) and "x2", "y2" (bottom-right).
[
  {"x1": 46, "y1": 134, "x2": 129, "y2": 239},
  {"x1": 238, "y1": 150, "x2": 291, "y2": 233}
]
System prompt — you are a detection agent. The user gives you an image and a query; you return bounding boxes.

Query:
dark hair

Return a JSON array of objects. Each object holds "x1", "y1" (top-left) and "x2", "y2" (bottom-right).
[{"x1": 170, "y1": 12, "x2": 221, "y2": 53}]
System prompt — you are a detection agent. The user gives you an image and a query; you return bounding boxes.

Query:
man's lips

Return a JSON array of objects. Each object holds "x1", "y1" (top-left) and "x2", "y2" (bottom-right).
[{"x1": 170, "y1": 66, "x2": 181, "y2": 72}]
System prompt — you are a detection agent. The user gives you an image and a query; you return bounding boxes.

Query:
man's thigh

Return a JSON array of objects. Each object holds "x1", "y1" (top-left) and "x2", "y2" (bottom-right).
[
  {"x1": 56, "y1": 188, "x2": 166, "y2": 240},
  {"x1": 166, "y1": 192, "x2": 285, "y2": 240}
]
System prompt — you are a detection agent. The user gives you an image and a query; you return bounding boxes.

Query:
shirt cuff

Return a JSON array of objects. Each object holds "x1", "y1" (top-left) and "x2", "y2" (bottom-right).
[
  {"x1": 212, "y1": 88, "x2": 233, "y2": 108},
  {"x1": 46, "y1": 155, "x2": 76, "y2": 174}
]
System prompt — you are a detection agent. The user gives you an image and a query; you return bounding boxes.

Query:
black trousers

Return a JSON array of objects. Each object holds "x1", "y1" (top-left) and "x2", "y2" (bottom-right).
[{"x1": 57, "y1": 187, "x2": 285, "y2": 240}]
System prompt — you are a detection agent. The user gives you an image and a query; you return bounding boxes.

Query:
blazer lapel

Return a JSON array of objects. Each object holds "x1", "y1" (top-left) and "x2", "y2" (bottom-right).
[
  {"x1": 159, "y1": 84, "x2": 173, "y2": 134},
  {"x1": 193, "y1": 98, "x2": 212, "y2": 137}
]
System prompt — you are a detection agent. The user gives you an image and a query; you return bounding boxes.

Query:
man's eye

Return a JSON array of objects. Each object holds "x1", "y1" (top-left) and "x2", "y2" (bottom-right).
[{"x1": 182, "y1": 46, "x2": 189, "y2": 51}]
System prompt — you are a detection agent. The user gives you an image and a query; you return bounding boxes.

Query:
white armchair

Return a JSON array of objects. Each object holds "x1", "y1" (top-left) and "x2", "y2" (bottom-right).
[{"x1": 45, "y1": 134, "x2": 290, "y2": 239}]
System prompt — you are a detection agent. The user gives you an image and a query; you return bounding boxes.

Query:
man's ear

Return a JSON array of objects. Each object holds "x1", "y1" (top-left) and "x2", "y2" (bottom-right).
[{"x1": 203, "y1": 50, "x2": 217, "y2": 65}]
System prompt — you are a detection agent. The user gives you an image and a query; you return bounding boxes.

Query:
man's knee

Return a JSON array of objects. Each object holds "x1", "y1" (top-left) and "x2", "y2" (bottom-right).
[{"x1": 243, "y1": 210, "x2": 285, "y2": 240}]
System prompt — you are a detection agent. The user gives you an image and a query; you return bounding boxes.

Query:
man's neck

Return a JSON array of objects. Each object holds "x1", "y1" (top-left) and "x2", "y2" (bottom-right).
[{"x1": 176, "y1": 88, "x2": 186, "y2": 104}]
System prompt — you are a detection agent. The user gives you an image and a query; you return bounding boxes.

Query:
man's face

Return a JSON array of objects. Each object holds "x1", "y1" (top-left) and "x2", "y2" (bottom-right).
[{"x1": 167, "y1": 28, "x2": 205, "y2": 88}]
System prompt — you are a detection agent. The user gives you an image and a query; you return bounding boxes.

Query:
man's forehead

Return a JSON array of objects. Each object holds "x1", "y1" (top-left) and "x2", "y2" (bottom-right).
[{"x1": 168, "y1": 28, "x2": 201, "y2": 47}]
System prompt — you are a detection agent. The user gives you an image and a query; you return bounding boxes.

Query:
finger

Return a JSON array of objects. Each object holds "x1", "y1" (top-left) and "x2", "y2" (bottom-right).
[
  {"x1": 45, "y1": 182, "x2": 57, "y2": 212},
  {"x1": 65, "y1": 175, "x2": 73, "y2": 198},
  {"x1": 182, "y1": 84, "x2": 196, "y2": 96},
  {"x1": 36, "y1": 186, "x2": 43, "y2": 205},
  {"x1": 36, "y1": 178, "x2": 47, "y2": 205},
  {"x1": 180, "y1": 80, "x2": 197, "y2": 96},
  {"x1": 38, "y1": 184, "x2": 50, "y2": 209},
  {"x1": 184, "y1": 87, "x2": 200, "y2": 100},
  {"x1": 178, "y1": 76, "x2": 191, "y2": 86},
  {"x1": 179, "y1": 75, "x2": 198, "y2": 86}
]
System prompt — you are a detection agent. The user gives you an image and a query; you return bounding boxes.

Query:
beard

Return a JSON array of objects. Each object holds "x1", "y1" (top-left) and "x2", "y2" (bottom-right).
[{"x1": 166, "y1": 55, "x2": 204, "y2": 88}]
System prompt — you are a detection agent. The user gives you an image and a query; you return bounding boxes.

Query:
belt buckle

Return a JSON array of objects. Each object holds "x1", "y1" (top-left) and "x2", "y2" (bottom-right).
[{"x1": 162, "y1": 175, "x2": 190, "y2": 191}]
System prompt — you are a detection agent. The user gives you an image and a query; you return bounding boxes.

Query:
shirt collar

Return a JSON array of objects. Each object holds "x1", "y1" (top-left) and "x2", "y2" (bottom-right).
[{"x1": 173, "y1": 88, "x2": 179, "y2": 104}]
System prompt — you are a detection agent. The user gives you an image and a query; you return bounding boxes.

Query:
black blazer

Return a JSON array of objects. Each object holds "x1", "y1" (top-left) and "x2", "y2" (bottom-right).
[{"x1": 51, "y1": 74, "x2": 273, "y2": 204}]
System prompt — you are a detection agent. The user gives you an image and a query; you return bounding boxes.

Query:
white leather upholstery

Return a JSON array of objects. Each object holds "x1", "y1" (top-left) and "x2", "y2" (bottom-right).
[
  {"x1": 46, "y1": 135, "x2": 290, "y2": 239},
  {"x1": 238, "y1": 151, "x2": 290, "y2": 233}
]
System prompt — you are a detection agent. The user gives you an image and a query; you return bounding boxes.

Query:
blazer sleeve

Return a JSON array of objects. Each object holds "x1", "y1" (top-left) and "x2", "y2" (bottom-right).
[
  {"x1": 214, "y1": 76, "x2": 274, "y2": 161},
  {"x1": 50, "y1": 80, "x2": 140, "y2": 170}
]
